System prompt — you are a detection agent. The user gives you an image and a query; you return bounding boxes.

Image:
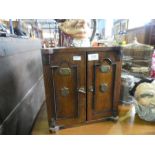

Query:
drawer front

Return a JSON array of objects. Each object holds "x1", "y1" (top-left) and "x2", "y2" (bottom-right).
[
  {"x1": 87, "y1": 51, "x2": 118, "y2": 121},
  {"x1": 44, "y1": 51, "x2": 86, "y2": 127}
]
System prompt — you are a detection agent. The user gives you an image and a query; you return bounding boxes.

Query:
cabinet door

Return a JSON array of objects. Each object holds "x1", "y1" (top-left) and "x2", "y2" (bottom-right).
[
  {"x1": 48, "y1": 51, "x2": 86, "y2": 127},
  {"x1": 87, "y1": 51, "x2": 118, "y2": 121}
]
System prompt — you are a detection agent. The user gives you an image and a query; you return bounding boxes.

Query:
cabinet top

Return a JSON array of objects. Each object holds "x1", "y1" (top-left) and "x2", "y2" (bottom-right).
[{"x1": 41, "y1": 46, "x2": 122, "y2": 54}]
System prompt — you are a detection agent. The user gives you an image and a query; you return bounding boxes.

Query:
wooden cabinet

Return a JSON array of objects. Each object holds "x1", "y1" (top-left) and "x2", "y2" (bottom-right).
[{"x1": 41, "y1": 47, "x2": 122, "y2": 132}]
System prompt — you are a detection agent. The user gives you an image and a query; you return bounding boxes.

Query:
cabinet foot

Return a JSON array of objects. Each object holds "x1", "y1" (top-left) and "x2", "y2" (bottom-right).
[{"x1": 49, "y1": 126, "x2": 60, "y2": 133}]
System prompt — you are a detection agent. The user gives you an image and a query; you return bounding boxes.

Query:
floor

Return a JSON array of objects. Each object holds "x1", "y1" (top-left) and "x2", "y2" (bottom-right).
[{"x1": 31, "y1": 103, "x2": 155, "y2": 135}]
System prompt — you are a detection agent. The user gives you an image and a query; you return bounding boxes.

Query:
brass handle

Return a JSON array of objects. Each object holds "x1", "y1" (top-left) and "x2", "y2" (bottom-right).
[
  {"x1": 78, "y1": 87, "x2": 86, "y2": 94},
  {"x1": 59, "y1": 67, "x2": 71, "y2": 75},
  {"x1": 88, "y1": 86, "x2": 94, "y2": 92}
]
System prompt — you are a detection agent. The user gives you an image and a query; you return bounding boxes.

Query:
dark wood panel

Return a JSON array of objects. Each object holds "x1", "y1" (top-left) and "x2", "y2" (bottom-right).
[
  {"x1": 93, "y1": 61, "x2": 114, "y2": 113},
  {"x1": 87, "y1": 51, "x2": 121, "y2": 121},
  {"x1": 52, "y1": 64, "x2": 79, "y2": 119},
  {"x1": 42, "y1": 50, "x2": 86, "y2": 128}
]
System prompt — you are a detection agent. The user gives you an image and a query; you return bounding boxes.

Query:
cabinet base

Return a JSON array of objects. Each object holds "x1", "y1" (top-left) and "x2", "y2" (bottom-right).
[{"x1": 48, "y1": 116, "x2": 119, "y2": 133}]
